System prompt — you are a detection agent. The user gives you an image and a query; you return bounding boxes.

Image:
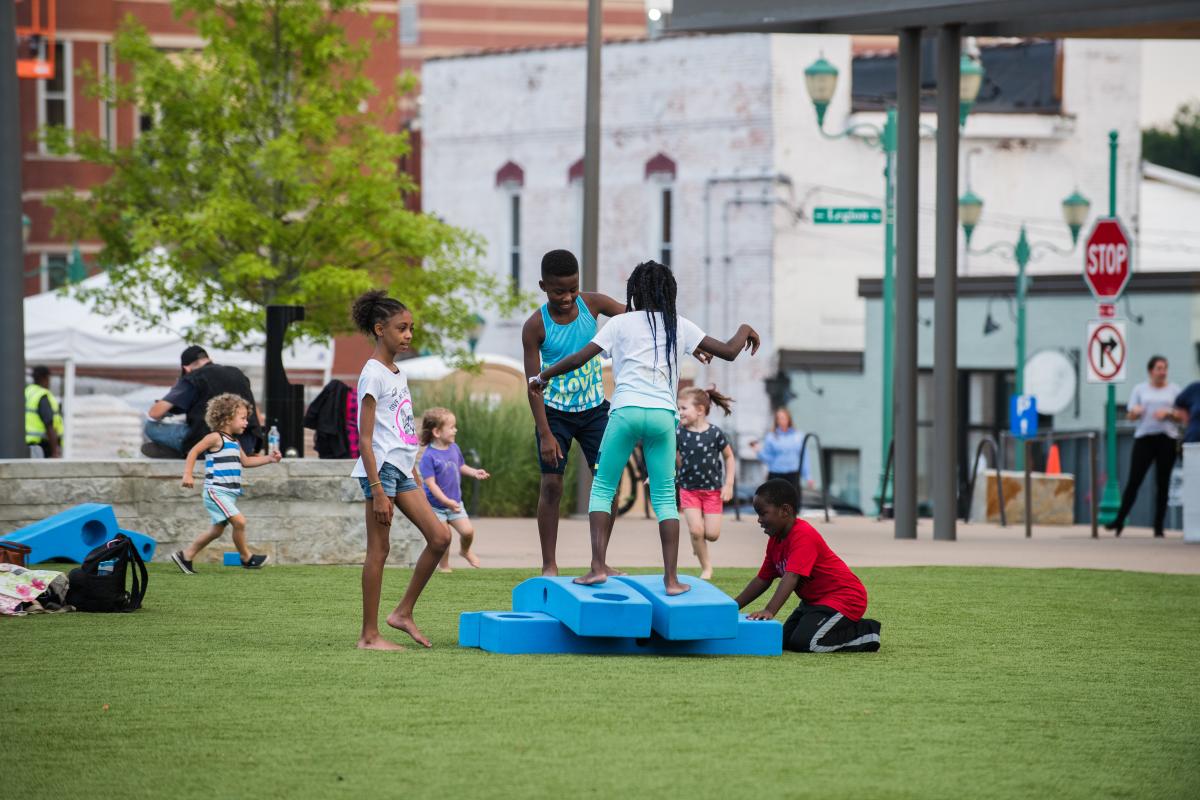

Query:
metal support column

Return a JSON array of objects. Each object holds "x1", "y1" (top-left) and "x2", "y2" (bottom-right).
[
  {"x1": 932, "y1": 26, "x2": 961, "y2": 541},
  {"x1": 893, "y1": 28, "x2": 921, "y2": 539},
  {"x1": 0, "y1": 2, "x2": 28, "y2": 458}
]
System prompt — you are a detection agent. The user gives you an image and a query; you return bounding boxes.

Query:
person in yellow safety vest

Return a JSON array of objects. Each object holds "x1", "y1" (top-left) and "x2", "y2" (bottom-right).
[{"x1": 25, "y1": 365, "x2": 64, "y2": 458}]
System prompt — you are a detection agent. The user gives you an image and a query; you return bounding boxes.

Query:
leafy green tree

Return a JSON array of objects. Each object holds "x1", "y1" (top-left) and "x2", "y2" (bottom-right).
[
  {"x1": 1143, "y1": 102, "x2": 1200, "y2": 178},
  {"x1": 46, "y1": 0, "x2": 518, "y2": 352}
]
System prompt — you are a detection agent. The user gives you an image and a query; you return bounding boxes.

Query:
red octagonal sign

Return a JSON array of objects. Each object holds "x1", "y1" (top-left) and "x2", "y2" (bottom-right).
[{"x1": 1082, "y1": 217, "x2": 1133, "y2": 302}]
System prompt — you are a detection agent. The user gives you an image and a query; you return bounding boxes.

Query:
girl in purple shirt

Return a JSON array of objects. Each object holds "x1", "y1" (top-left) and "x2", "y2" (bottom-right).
[{"x1": 419, "y1": 407, "x2": 490, "y2": 571}]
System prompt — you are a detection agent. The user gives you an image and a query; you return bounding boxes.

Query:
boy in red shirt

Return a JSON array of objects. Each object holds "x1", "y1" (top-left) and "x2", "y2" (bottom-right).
[{"x1": 734, "y1": 478, "x2": 881, "y2": 652}]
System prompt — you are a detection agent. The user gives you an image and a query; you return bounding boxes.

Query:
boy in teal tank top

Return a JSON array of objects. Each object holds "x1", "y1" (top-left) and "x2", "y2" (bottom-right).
[{"x1": 522, "y1": 250, "x2": 629, "y2": 576}]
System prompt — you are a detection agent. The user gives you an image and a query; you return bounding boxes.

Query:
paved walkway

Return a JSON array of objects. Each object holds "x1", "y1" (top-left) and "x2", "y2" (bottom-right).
[{"x1": 462, "y1": 513, "x2": 1200, "y2": 575}]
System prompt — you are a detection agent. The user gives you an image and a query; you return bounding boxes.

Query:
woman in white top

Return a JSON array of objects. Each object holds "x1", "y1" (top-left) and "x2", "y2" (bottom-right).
[
  {"x1": 350, "y1": 290, "x2": 452, "y2": 650},
  {"x1": 1107, "y1": 355, "x2": 1180, "y2": 537},
  {"x1": 532, "y1": 261, "x2": 760, "y2": 594}
]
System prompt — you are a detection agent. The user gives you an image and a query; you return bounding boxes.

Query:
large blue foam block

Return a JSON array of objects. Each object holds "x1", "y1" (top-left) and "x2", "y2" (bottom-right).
[
  {"x1": 458, "y1": 612, "x2": 483, "y2": 647},
  {"x1": 511, "y1": 577, "x2": 652, "y2": 638},
  {"x1": 1, "y1": 504, "x2": 157, "y2": 564},
  {"x1": 613, "y1": 574, "x2": 739, "y2": 640},
  {"x1": 461, "y1": 611, "x2": 782, "y2": 657}
]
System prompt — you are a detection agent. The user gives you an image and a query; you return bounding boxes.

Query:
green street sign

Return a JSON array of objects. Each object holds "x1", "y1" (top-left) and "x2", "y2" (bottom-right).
[{"x1": 813, "y1": 206, "x2": 882, "y2": 225}]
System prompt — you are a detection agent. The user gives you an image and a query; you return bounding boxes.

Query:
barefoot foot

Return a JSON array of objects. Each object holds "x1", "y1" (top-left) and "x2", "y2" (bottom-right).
[
  {"x1": 664, "y1": 579, "x2": 691, "y2": 596},
  {"x1": 699, "y1": 568, "x2": 713, "y2": 580},
  {"x1": 573, "y1": 570, "x2": 608, "y2": 586},
  {"x1": 386, "y1": 613, "x2": 432, "y2": 647},
  {"x1": 541, "y1": 564, "x2": 559, "y2": 577},
  {"x1": 462, "y1": 549, "x2": 481, "y2": 568},
  {"x1": 603, "y1": 564, "x2": 626, "y2": 576},
  {"x1": 438, "y1": 566, "x2": 454, "y2": 573},
  {"x1": 357, "y1": 635, "x2": 406, "y2": 651}
]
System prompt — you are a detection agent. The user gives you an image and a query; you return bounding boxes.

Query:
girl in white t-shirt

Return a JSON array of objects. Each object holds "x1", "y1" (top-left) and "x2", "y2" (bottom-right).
[
  {"x1": 531, "y1": 261, "x2": 761, "y2": 595},
  {"x1": 350, "y1": 290, "x2": 451, "y2": 651}
]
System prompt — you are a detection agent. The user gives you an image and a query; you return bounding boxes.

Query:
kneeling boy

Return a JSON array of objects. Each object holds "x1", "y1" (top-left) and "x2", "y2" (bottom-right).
[{"x1": 735, "y1": 478, "x2": 881, "y2": 652}]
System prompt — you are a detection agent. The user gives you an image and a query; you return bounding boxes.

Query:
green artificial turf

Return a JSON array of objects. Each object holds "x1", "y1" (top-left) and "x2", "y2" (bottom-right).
[{"x1": 4, "y1": 565, "x2": 1198, "y2": 799}]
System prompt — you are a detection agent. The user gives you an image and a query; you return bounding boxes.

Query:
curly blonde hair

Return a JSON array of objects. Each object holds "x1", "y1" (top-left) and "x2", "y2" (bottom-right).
[
  {"x1": 204, "y1": 393, "x2": 249, "y2": 433},
  {"x1": 420, "y1": 407, "x2": 455, "y2": 446}
]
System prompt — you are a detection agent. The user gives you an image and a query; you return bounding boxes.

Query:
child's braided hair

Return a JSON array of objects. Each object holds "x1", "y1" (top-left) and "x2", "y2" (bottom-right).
[{"x1": 626, "y1": 260, "x2": 678, "y2": 379}]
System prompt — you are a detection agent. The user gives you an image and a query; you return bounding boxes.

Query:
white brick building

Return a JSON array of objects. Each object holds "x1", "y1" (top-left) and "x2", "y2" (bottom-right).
[{"x1": 420, "y1": 33, "x2": 1190, "y2": 448}]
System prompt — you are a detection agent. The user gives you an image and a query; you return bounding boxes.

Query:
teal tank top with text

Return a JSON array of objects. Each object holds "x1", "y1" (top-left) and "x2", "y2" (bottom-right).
[{"x1": 540, "y1": 296, "x2": 606, "y2": 413}]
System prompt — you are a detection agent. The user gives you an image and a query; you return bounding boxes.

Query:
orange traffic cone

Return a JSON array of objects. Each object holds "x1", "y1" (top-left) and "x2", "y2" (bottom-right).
[{"x1": 1046, "y1": 443, "x2": 1062, "y2": 475}]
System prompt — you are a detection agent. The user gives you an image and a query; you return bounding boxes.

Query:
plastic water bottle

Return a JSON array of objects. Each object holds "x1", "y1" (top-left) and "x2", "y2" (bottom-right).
[{"x1": 268, "y1": 425, "x2": 280, "y2": 456}]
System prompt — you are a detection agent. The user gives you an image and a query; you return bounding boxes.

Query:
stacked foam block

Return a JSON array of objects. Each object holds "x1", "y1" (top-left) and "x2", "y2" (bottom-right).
[{"x1": 459, "y1": 575, "x2": 782, "y2": 656}]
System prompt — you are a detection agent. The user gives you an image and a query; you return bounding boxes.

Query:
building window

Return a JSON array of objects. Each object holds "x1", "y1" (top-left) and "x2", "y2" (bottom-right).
[
  {"x1": 40, "y1": 253, "x2": 69, "y2": 293},
  {"x1": 399, "y1": 1, "x2": 420, "y2": 47},
  {"x1": 496, "y1": 161, "x2": 524, "y2": 292},
  {"x1": 101, "y1": 42, "x2": 117, "y2": 148},
  {"x1": 660, "y1": 187, "x2": 673, "y2": 267},
  {"x1": 509, "y1": 193, "x2": 521, "y2": 292},
  {"x1": 37, "y1": 41, "x2": 72, "y2": 152},
  {"x1": 645, "y1": 153, "x2": 677, "y2": 268}
]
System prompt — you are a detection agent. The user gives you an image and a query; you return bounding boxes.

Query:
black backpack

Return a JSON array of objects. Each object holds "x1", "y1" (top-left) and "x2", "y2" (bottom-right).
[{"x1": 66, "y1": 534, "x2": 148, "y2": 613}]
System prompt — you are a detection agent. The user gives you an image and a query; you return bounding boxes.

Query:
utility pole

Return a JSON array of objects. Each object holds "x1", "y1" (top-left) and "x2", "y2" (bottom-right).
[
  {"x1": 1, "y1": 1, "x2": 29, "y2": 459},
  {"x1": 576, "y1": 0, "x2": 602, "y2": 514}
]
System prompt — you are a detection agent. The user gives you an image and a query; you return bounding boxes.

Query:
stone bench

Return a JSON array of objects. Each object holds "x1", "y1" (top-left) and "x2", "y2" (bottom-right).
[{"x1": 0, "y1": 459, "x2": 422, "y2": 566}]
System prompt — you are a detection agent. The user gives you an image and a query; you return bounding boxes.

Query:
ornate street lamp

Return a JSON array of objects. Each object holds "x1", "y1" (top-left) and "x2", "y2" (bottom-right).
[
  {"x1": 958, "y1": 190, "x2": 983, "y2": 244},
  {"x1": 958, "y1": 54, "x2": 984, "y2": 126},
  {"x1": 1061, "y1": 189, "x2": 1091, "y2": 245},
  {"x1": 803, "y1": 56, "x2": 838, "y2": 128}
]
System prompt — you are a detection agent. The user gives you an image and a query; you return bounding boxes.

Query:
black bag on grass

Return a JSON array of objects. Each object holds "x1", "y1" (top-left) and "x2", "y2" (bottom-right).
[{"x1": 66, "y1": 534, "x2": 148, "y2": 612}]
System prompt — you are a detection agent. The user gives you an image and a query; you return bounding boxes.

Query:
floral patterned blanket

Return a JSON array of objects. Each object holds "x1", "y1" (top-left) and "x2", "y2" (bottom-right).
[{"x1": 0, "y1": 564, "x2": 70, "y2": 616}]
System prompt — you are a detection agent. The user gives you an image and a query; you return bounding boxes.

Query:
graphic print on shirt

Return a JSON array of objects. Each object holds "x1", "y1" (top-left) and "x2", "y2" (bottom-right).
[{"x1": 383, "y1": 385, "x2": 419, "y2": 446}]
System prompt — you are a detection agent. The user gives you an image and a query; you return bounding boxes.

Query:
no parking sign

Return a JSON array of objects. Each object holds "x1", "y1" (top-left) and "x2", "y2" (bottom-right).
[{"x1": 1086, "y1": 320, "x2": 1127, "y2": 383}]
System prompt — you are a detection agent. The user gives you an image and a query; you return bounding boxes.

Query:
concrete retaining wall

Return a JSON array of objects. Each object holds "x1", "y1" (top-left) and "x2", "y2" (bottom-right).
[{"x1": 0, "y1": 460, "x2": 422, "y2": 566}]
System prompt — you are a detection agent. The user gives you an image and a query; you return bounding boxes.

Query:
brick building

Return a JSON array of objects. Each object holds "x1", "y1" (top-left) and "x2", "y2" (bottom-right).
[{"x1": 17, "y1": 0, "x2": 649, "y2": 300}]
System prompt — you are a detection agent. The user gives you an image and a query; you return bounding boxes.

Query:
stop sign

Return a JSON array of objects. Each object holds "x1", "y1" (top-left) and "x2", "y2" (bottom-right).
[{"x1": 1083, "y1": 217, "x2": 1132, "y2": 301}]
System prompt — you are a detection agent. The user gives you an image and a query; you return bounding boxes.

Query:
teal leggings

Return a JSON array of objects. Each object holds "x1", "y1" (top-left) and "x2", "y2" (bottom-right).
[{"x1": 589, "y1": 406, "x2": 678, "y2": 521}]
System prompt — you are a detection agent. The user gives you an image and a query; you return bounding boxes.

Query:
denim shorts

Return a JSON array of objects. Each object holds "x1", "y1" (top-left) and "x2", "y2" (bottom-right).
[
  {"x1": 432, "y1": 505, "x2": 469, "y2": 524},
  {"x1": 358, "y1": 462, "x2": 418, "y2": 499}
]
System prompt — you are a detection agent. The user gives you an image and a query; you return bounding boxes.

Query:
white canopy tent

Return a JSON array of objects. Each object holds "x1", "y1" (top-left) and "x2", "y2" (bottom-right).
[{"x1": 23, "y1": 274, "x2": 333, "y2": 458}]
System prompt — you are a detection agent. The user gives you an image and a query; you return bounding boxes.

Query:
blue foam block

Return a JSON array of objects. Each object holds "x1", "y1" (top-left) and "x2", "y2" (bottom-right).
[
  {"x1": 458, "y1": 612, "x2": 483, "y2": 647},
  {"x1": 1, "y1": 504, "x2": 157, "y2": 564},
  {"x1": 222, "y1": 552, "x2": 243, "y2": 566},
  {"x1": 613, "y1": 574, "x2": 739, "y2": 640},
  {"x1": 512, "y1": 576, "x2": 652, "y2": 638},
  {"x1": 465, "y1": 611, "x2": 782, "y2": 657}
]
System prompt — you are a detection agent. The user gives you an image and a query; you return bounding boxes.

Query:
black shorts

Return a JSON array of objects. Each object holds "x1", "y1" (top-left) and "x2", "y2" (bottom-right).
[{"x1": 536, "y1": 401, "x2": 610, "y2": 475}]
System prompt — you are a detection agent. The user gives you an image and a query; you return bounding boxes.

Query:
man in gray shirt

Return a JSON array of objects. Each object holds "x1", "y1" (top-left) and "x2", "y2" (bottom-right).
[{"x1": 1107, "y1": 355, "x2": 1180, "y2": 537}]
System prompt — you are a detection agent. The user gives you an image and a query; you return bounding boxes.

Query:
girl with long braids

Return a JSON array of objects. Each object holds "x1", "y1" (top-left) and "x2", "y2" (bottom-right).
[
  {"x1": 349, "y1": 290, "x2": 451, "y2": 650},
  {"x1": 530, "y1": 261, "x2": 760, "y2": 594}
]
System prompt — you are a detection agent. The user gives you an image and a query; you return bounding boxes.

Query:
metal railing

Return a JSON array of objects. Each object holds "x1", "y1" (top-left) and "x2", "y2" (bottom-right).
[
  {"x1": 963, "y1": 436, "x2": 1006, "y2": 527},
  {"x1": 797, "y1": 433, "x2": 832, "y2": 523},
  {"x1": 998, "y1": 430, "x2": 1100, "y2": 539}
]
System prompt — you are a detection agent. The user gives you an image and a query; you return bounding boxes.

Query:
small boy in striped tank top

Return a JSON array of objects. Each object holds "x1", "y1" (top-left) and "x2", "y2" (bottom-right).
[{"x1": 172, "y1": 393, "x2": 281, "y2": 574}]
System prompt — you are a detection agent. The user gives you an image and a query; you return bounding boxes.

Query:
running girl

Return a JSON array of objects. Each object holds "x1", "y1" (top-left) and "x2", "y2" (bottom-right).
[{"x1": 677, "y1": 386, "x2": 736, "y2": 580}]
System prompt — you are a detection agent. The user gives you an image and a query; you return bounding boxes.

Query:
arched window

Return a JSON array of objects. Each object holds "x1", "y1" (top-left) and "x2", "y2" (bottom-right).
[
  {"x1": 496, "y1": 161, "x2": 524, "y2": 291},
  {"x1": 645, "y1": 153, "x2": 676, "y2": 267}
]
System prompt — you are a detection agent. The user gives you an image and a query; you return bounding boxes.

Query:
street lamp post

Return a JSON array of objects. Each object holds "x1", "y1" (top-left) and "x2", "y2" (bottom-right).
[
  {"x1": 961, "y1": 190, "x2": 1091, "y2": 469},
  {"x1": 804, "y1": 52, "x2": 983, "y2": 516}
]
